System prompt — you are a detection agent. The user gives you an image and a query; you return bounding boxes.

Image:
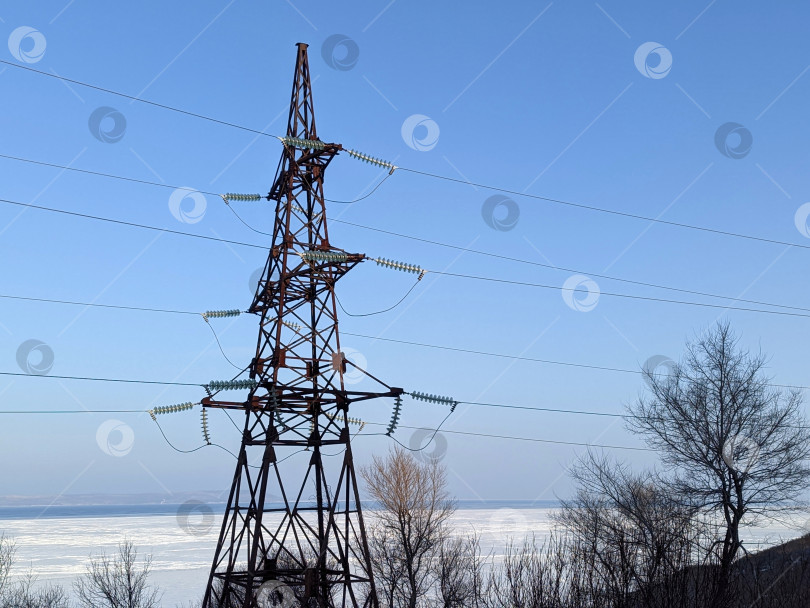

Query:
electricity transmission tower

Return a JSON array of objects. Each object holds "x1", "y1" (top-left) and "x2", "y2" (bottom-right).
[{"x1": 201, "y1": 43, "x2": 401, "y2": 608}]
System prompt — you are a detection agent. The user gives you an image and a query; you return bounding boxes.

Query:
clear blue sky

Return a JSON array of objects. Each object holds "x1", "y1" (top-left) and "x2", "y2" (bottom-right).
[{"x1": 1, "y1": 0, "x2": 809, "y2": 503}]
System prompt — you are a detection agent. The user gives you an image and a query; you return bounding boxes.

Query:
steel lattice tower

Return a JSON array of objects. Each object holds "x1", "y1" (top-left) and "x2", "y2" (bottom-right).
[{"x1": 201, "y1": 43, "x2": 400, "y2": 608}]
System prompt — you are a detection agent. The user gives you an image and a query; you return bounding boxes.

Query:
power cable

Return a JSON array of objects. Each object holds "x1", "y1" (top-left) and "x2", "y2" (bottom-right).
[
  {"x1": 358, "y1": 421, "x2": 651, "y2": 452},
  {"x1": 0, "y1": 60, "x2": 278, "y2": 139},
  {"x1": 0, "y1": 197, "x2": 266, "y2": 250},
  {"x1": 0, "y1": 152, "x2": 222, "y2": 197},
  {"x1": 4, "y1": 151, "x2": 810, "y2": 314},
  {"x1": 331, "y1": 218, "x2": 810, "y2": 314},
  {"x1": 0, "y1": 370, "x2": 200, "y2": 386},
  {"x1": 325, "y1": 173, "x2": 393, "y2": 204},
  {"x1": 398, "y1": 167, "x2": 810, "y2": 252},
  {"x1": 0, "y1": 285, "x2": 808, "y2": 390},
  {"x1": 342, "y1": 332, "x2": 810, "y2": 392},
  {"x1": 0, "y1": 408, "x2": 649, "y2": 451},
  {"x1": 0, "y1": 292, "x2": 199, "y2": 315},
  {"x1": 203, "y1": 317, "x2": 244, "y2": 370},
  {"x1": 430, "y1": 270, "x2": 810, "y2": 319},
  {"x1": 335, "y1": 277, "x2": 422, "y2": 317}
]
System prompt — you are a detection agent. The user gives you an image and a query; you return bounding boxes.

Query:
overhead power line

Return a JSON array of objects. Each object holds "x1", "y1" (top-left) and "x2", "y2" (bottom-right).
[
  {"x1": 430, "y1": 270, "x2": 810, "y2": 319},
  {"x1": 342, "y1": 331, "x2": 810, "y2": 391},
  {"x1": 331, "y1": 218, "x2": 810, "y2": 314},
  {"x1": 359, "y1": 422, "x2": 651, "y2": 452},
  {"x1": 4, "y1": 61, "x2": 810, "y2": 254},
  {"x1": 0, "y1": 59, "x2": 279, "y2": 139},
  {"x1": 0, "y1": 407, "x2": 649, "y2": 451},
  {"x1": 0, "y1": 370, "x2": 200, "y2": 386},
  {"x1": 0, "y1": 152, "x2": 223, "y2": 197},
  {"x1": 0, "y1": 193, "x2": 804, "y2": 318},
  {"x1": 3, "y1": 151, "x2": 809, "y2": 316},
  {"x1": 398, "y1": 167, "x2": 810, "y2": 252},
  {"x1": 0, "y1": 292, "x2": 201, "y2": 315},
  {"x1": 0, "y1": 197, "x2": 266, "y2": 249}
]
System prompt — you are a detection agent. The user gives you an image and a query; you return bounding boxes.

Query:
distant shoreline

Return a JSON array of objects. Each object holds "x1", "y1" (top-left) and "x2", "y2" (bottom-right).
[{"x1": 0, "y1": 499, "x2": 562, "y2": 520}]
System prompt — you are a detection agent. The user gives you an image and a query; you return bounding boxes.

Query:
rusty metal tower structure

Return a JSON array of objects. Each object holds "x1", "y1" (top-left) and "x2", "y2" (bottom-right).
[{"x1": 201, "y1": 43, "x2": 401, "y2": 608}]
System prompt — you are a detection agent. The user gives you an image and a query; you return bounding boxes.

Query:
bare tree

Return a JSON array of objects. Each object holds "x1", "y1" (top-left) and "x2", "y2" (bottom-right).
[
  {"x1": 558, "y1": 453, "x2": 721, "y2": 608},
  {"x1": 0, "y1": 535, "x2": 15, "y2": 598},
  {"x1": 434, "y1": 534, "x2": 485, "y2": 608},
  {"x1": 628, "y1": 322, "x2": 810, "y2": 606},
  {"x1": 2, "y1": 573, "x2": 70, "y2": 608},
  {"x1": 74, "y1": 541, "x2": 161, "y2": 608},
  {"x1": 360, "y1": 446, "x2": 456, "y2": 608}
]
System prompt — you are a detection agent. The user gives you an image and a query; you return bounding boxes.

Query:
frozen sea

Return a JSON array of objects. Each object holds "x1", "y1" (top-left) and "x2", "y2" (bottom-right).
[{"x1": 1, "y1": 501, "x2": 807, "y2": 607}]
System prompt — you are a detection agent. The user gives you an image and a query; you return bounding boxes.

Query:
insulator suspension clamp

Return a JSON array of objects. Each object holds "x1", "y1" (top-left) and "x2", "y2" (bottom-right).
[
  {"x1": 150, "y1": 402, "x2": 196, "y2": 418},
  {"x1": 300, "y1": 250, "x2": 350, "y2": 263},
  {"x1": 291, "y1": 203, "x2": 322, "y2": 218},
  {"x1": 386, "y1": 394, "x2": 403, "y2": 436},
  {"x1": 222, "y1": 193, "x2": 263, "y2": 202},
  {"x1": 282, "y1": 319, "x2": 302, "y2": 331},
  {"x1": 201, "y1": 408, "x2": 211, "y2": 445},
  {"x1": 327, "y1": 412, "x2": 366, "y2": 431},
  {"x1": 280, "y1": 136, "x2": 327, "y2": 150},
  {"x1": 374, "y1": 257, "x2": 425, "y2": 278},
  {"x1": 202, "y1": 309, "x2": 242, "y2": 321},
  {"x1": 204, "y1": 379, "x2": 258, "y2": 392},
  {"x1": 346, "y1": 149, "x2": 397, "y2": 173},
  {"x1": 410, "y1": 391, "x2": 458, "y2": 412}
]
